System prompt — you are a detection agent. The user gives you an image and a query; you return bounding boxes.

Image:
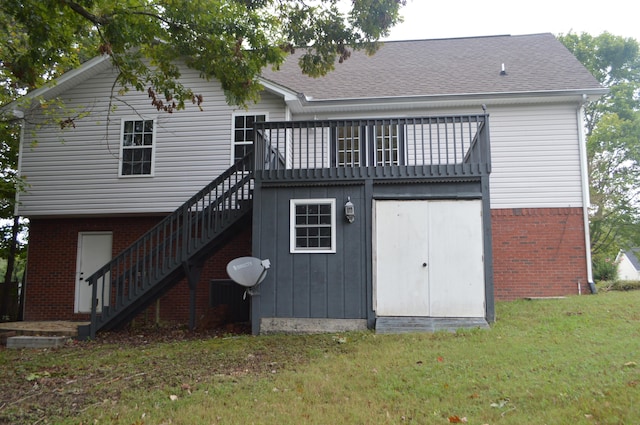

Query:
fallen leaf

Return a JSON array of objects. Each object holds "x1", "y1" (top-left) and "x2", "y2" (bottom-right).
[
  {"x1": 491, "y1": 398, "x2": 510, "y2": 408},
  {"x1": 437, "y1": 356, "x2": 444, "y2": 362},
  {"x1": 448, "y1": 415, "x2": 461, "y2": 423},
  {"x1": 624, "y1": 361, "x2": 637, "y2": 367},
  {"x1": 169, "y1": 395, "x2": 178, "y2": 401}
]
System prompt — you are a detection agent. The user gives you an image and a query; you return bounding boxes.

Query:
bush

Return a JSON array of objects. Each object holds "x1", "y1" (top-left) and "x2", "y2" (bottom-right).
[
  {"x1": 592, "y1": 255, "x2": 619, "y2": 281},
  {"x1": 598, "y1": 280, "x2": 640, "y2": 291}
]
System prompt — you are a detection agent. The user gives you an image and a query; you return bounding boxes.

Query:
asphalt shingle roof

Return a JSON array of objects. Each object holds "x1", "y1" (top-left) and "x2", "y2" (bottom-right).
[{"x1": 261, "y1": 33, "x2": 603, "y2": 100}]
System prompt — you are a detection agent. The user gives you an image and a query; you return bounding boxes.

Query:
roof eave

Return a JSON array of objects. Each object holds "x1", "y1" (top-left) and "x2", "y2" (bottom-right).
[
  {"x1": 3, "y1": 55, "x2": 112, "y2": 114},
  {"x1": 283, "y1": 88, "x2": 609, "y2": 114}
]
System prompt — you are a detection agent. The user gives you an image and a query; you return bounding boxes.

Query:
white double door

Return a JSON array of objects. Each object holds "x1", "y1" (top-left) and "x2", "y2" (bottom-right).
[
  {"x1": 75, "y1": 232, "x2": 112, "y2": 313},
  {"x1": 373, "y1": 200, "x2": 485, "y2": 318}
]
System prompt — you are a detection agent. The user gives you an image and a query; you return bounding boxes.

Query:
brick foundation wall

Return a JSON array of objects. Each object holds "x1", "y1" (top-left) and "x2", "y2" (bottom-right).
[
  {"x1": 491, "y1": 207, "x2": 589, "y2": 300},
  {"x1": 24, "y1": 217, "x2": 252, "y2": 324}
]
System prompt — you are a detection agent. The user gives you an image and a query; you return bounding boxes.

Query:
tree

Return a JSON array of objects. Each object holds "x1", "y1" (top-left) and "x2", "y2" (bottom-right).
[
  {"x1": 558, "y1": 32, "x2": 640, "y2": 261},
  {"x1": 1, "y1": 0, "x2": 406, "y2": 110},
  {"x1": 0, "y1": 0, "x2": 404, "y2": 314}
]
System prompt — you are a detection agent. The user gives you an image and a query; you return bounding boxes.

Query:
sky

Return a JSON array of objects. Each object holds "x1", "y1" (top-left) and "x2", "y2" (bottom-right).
[{"x1": 383, "y1": 0, "x2": 640, "y2": 42}]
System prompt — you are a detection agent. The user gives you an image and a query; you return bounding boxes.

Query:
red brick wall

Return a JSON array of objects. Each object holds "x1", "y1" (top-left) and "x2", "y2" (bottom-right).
[
  {"x1": 491, "y1": 207, "x2": 589, "y2": 300},
  {"x1": 24, "y1": 216, "x2": 252, "y2": 323}
]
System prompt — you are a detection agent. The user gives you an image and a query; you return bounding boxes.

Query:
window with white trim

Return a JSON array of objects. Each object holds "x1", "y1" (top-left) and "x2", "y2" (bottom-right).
[
  {"x1": 290, "y1": 199, "x2": 336, "y2": 253},
  {"x1": 332, "y1": 122, "x2": 405, "y2": 167},
  {"x1": 120, "y1": 119, "x2": 155, "y2": 176},
  {"x1": 233, "y1": 114, "x2": 266, "y2": 162}
]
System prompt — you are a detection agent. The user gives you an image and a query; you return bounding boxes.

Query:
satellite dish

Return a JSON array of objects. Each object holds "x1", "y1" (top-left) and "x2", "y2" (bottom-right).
[{"x1": 226, "y1": 257, "x2": 271, "y2": 292}]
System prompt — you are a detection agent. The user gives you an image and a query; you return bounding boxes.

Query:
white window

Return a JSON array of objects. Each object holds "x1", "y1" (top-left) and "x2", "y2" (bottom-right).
[
  {"x1": 233, "y1": 114, "x2": 266, "y2": 163},
  {"x1": 290, "y1": 199, "x2": 336, "y2": 254},
  {"x1": 119, "y1": 118, "x2": 155, "y2": 176},
  {"x1": 332, "y1": 122, "x2": 405, "y2": 167}
]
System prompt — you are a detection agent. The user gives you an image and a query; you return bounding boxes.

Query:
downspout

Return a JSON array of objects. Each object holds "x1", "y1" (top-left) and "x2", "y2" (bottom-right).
[{"x1": 577, "y1": 98, "x2": 597, "y2": 293}]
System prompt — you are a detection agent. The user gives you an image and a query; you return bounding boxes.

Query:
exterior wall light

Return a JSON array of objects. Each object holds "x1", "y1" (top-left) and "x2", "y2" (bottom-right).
[{"x1": 345, "y1": 197, "x2": 355, "y2": 223}]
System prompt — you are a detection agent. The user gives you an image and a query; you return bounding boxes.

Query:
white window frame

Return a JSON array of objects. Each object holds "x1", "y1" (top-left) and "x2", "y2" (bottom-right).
[
  {"x1": 290, "y1": 198, "x2": 337, "y2": 254},
  {"x1": 231, "y1": 112, "x2": 268, "y2": 166},
  {"x1": 118, "y1": 117, "x2": 156, "y2": 177}
]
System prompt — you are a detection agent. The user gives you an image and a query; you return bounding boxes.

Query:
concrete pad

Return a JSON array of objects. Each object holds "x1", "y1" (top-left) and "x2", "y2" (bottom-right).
[{"x1": 6, "y1": 335, "x2": 69, "y2": 349}]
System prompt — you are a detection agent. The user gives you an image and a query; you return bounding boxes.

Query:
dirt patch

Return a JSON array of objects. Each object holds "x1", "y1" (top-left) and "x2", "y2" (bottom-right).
[{"x1": 0, "y1": 323, "x2": 257, "y2": 424}]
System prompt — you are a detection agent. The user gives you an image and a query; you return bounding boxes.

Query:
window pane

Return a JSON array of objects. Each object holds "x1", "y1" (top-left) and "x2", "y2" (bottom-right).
[
  {"x1": 234, "y1": 129, "x2": 245, "y2": 142},
  {"x1": 144, "y1": 120, "x2": 153, "y2": 132}
]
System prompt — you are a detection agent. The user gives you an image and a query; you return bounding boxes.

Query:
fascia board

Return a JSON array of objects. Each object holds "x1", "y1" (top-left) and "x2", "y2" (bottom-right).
[
  {"x1": 4, "y1": 55, "x2": 112, "y2": 114},
  {"x1": 286, "y1": 88, "x2": 610, "y2": 114}
]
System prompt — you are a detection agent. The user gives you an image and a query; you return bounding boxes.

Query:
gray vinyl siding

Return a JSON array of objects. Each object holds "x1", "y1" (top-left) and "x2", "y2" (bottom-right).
[
  {"x1": 18, "y1": 66, "x2": 286, "y2": 217},
  {"x1": 291, "y1": 102, "x2": 584, "y2": 209}
]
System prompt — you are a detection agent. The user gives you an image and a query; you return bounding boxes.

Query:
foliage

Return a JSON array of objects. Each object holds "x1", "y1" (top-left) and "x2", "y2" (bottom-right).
[
  {"x1": 0, "y1": 0, "x2": 405, "y2": 284},
  {"x1": 559, "y1": 32, "x2": 640, "y2": 255},
  {"x1": 591, "y1": 252, "x2": 619, "y2": 281},
  {"x1": 598, "y1": 279, "x2": 640, "y2": 291},
  {"x1": 2, "y1": 292, "x2": 640, "y2": 424},
  {"x1": 1, "y1": 0, "x2": 406, "y2": 110}
]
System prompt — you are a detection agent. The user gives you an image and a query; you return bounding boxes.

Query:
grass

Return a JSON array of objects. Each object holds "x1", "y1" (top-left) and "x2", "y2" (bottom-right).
[{"x1": 2, "y1": 291, "x2": 640, "y2": 424}]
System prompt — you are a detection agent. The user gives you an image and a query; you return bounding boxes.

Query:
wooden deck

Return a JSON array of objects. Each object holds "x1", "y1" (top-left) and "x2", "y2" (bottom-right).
[{"x1": 0, "y1": 321, "x2": 87, "y2": 337}]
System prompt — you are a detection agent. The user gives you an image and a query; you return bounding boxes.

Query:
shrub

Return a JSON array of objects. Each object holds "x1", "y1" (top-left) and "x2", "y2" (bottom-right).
[{"x1": 592, "y1": 255, "x2": 619, "y2": 281}]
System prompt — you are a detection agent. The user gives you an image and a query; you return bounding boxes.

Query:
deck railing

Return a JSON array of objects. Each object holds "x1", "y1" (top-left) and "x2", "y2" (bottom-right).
[{"x1": 254, "y1": 114, "x2": 490, "y2": 179}]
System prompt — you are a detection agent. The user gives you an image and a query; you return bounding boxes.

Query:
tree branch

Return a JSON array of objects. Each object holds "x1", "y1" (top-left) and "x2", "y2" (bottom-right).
[{"x1": 60, "y1": 0, "x2": 111, "y2": 26}]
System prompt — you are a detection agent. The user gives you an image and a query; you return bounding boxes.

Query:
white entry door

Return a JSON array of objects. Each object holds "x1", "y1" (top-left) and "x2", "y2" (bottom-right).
[
  {"x1": 374, "y1": 200, "x2": 485, "y2": 318},
  {"x1": 75, "y1": 232, "x2": 112, "y2": 313}
]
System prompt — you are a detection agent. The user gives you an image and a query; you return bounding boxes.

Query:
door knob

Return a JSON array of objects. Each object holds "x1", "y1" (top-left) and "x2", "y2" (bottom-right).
[{"x1": 422, "y1": 262, "x2": 427, "y2": 267}]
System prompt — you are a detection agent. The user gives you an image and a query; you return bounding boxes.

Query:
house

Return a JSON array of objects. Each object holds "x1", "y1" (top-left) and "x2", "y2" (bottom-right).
[
  {"x1": 616, "y1": 249, "x2": 640, "y2": 281},
  {"x1": 8, "y1": 33, "x2": 606, "y2": 337}
]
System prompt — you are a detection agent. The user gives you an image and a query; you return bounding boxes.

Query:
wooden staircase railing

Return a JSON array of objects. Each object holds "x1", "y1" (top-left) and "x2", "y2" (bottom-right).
[{"x1": 78, "y1": 152, "x2": 254, "y2": 340}]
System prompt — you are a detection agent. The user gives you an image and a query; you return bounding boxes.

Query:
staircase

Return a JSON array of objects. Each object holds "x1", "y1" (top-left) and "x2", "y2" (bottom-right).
[{"x1": 77, "y1": 152, "x2": 254, "y2": 340}]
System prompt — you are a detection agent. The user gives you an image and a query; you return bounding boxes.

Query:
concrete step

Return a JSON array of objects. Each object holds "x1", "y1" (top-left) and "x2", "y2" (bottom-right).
[
  {"x1": 6, "y1": 335, "x2": 69, "y2": 349},
  {"x1": 376, "y1": 316, "x2": 490, "y2": 334}
]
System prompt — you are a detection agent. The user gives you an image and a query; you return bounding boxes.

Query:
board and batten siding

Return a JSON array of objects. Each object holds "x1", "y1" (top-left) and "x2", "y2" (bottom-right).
[
  {"x1": 17, "y1": 66, "x2": 287, "y2": 217},
  {"x1": 292, "y1": 102, "x2": 585, "y2": 210}
]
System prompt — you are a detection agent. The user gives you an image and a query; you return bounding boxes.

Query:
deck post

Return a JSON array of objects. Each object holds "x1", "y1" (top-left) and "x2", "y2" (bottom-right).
[{"x1": 182, "y1": 261, "x2": 203, "y2": 331}]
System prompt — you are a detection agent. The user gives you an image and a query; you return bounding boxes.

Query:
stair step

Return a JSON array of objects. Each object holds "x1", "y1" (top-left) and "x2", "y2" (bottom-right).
[
  {"x1": 375, "y1": 317, "x2": 489, "y2": 334},
  {"x1": 6, "y1": 335, "x2": 69, "y2": 349}
]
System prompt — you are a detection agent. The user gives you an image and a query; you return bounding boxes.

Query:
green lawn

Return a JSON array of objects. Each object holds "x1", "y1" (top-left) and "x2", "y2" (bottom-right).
[{"x1": 1, "y1": 291, "x2": 639, "y2": 424}]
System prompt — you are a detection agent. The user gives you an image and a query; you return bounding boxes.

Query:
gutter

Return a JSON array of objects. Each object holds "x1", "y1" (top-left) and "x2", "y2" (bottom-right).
[{"x1": 577, "y1": 98, "x2": 597, "y2": 293}]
